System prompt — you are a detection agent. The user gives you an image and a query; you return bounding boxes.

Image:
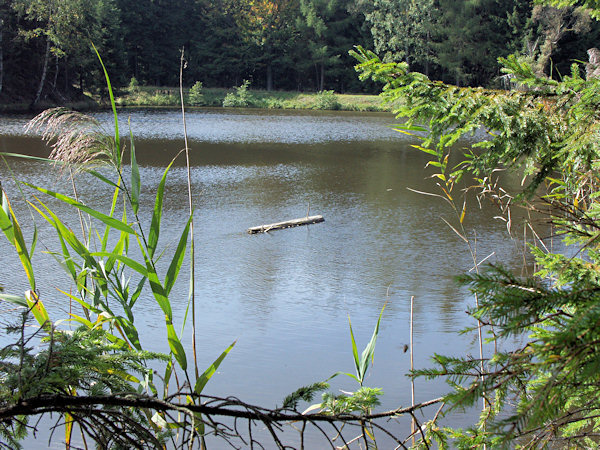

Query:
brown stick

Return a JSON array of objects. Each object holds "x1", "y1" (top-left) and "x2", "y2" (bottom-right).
[
  {"x1": 410, "y1": 295, "x2": 416, "y2": 446},
  {"x1": 248, "y1": 215, "x2": 324, "y2": 234},
  {"x1": 179, "y1": 48, "x2": 199, "y2": 380}
]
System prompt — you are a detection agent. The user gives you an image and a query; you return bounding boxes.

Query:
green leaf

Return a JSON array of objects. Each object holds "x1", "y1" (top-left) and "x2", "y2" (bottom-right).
[
  {"x1": 24, "y1": 183, "x2": 135, "y2": 235},
  {"x1": 0, "y1": 294, "x2": 28, "y2": 307},
  {"x1": 358, "y1": 304, "x2": 386, "y2": 383},
  {"x1": 130, "y1": 127, "x2": 141, "y2": 215},
  {"x1": 25, "y1": 290, "x2": 50, "y2": 327},
  {"x1": 101, "y1": 178, "x2": 123, "y2": 252},
  {"x1": 165, "y1": 215, "x2": 192, "y2": 296},
  {"x1": 115, "y1": 316, "x2": 142, "y2": 350},
  {"x1": 194, "y1": 341, "x2": 236, "y2": 394},
  {"x1": 411, "y1": 144, "x2": 440, "y2": 157},
  {"x1": 87, "y1": 169, "x2": 120, "y2": 189},
  {"x1": 167, "y1": 322, "x2": 187, "y2": 370},
  {"x1": 144, "y1": 259, "x2": 172, "y2": 319},
  {"x1": 348, "y1": 316, "x2": 361, "y2": 383},
  {"x1": 348, "y1": 303, "x2": 386, "y2": 385},
  {"x1": 395, "y1": 124, "x2": 428, "y2": 132},
  {"x1": 0, "y1": 193, "x2": 35, "y2": 290},
  {"x1": 104, "y1": 227, "x2": 128, "y2": 274},
  {"x1": 148, "y1": 160, "x2": 175, "y2": 259},
  {"x1": 0, "y1": 152, "x2": 55, "y2": 164},
  {"x1": 90, "y1": 252, "x2": 148, "y2": 277},
  {"x1": 92, "y1": 43, "x2": 120, "y2": 165}
]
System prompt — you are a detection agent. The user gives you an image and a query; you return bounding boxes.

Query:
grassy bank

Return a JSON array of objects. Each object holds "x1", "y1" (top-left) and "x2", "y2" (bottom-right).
[{"x1": 113, "y1": 85, "x2": 390, "y2": 112}]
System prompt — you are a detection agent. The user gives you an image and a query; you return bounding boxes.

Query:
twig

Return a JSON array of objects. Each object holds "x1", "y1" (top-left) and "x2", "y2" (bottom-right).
[{"x1": 410, "y1": 295, "x2": 416, "y2": 447}]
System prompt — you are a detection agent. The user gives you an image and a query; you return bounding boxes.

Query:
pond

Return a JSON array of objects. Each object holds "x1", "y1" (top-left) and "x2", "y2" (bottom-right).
[{"x1": 0, "y1": 108, "x2": 530, "y2": 447}]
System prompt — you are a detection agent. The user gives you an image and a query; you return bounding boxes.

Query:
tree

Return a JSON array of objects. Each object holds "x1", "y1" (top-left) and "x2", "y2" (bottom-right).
[
  {"x1": 360, "y1": 0, "x2": 438, "y2": 76},
  {"x1": 353, "y1": 0, "x2": 600, "y2": 444},
  {"x1": 433, "y1": 0, "x2": 533, "y2": 86},
  {"x1": 297, "y1": 0, "x2": 367, "y2": 91},
  {"x1": 526, "y1": 4, "x2": 594, "y2": 76},
  {"x1": 10, "y1": 0, "x2": 122, "y2": 104},
  {"x1": 239, "y1": 0, "x2": 298, "y2": 90}
]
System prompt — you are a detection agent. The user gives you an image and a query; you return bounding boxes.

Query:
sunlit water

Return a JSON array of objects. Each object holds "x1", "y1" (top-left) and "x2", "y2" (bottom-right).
[{"x1": 0, "y1": 108, "x2": 532, "y2": 447}]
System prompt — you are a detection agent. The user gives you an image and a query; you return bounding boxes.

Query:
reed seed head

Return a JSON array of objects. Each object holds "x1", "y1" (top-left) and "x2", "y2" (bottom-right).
[{"x1": 26, "y1": 107, "x2": 119, "y2": 172}]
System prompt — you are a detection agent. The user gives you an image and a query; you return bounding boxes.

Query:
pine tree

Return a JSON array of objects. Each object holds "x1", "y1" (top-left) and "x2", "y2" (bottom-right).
[{"x1": 353, "y1": 0, "x2": 600, "y2": 445}]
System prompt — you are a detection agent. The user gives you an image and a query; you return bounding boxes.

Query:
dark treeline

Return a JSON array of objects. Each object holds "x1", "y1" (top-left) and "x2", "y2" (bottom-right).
[{"x1": 1, "y1": 0, "x2": 599, "y2": 106}]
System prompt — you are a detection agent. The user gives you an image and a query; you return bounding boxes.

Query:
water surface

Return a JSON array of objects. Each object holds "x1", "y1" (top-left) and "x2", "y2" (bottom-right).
[{"x1": 0, "y1": 108, "x2": 531, "y2": 446}]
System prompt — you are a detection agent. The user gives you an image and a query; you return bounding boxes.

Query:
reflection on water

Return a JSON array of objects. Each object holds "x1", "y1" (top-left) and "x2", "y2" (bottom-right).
[
  {"x1": 0, "y1": 108, "x2": 404, "y2": 143},
  {"x1": 0, "y1": 109, "x2": 533, "y2": 442}
]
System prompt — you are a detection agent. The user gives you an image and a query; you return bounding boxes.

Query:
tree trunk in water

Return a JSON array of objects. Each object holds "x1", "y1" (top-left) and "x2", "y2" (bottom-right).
[
  {"x1": 52, "y1": 53, "x2": 59, "y2": 90},
  {"x1": 425, "y1": 32, "x2": 430, "y2": 77},
  {"x1": 33, "y1": 38, "x2": 51, "y2": 106},
  {"x1": 319, "y1": 63, "x2": 324, "y2": 91},
  {"x1": 266, "y1": 62, "x2": 273, "y2": 91},
  {"x1": 0, "y1": 18, "x2": 3, "y2": 95}
]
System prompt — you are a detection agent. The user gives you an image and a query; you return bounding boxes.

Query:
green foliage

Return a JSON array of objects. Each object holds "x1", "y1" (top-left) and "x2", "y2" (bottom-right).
[
  {"x1": 312, "y1": 90, "x2": 341, "y2": 110},
  {"x1": 282, "y1": 382, "x2": 330, "y2": 410},
  {"x1": 321, "y1": 387, "x2": 382, "y2": 415},
  {"x1": 5, "y1": 0, "x2": 600, "y2": 105},
  {"x1": 188, "y1": 81, "x2": 205, "y2": 106},
  {"x1": 353, "y1": 0, "x2": 600, "y2": 445},
  {"x1": 0, "y1": 56, "x2": 235, "y2": 446},
  {"x1": 223, "y1": 79, "x2": 254, "y2": 107},
  {"x1": 347, "y1": 304, "x2": 385, "y2": 386},
  {"x1": 0, "y1": 313, "x2": 168, "y2": 449},
  {"x1": 128, "y1": 76, "x2": 139, "y2": 93}
]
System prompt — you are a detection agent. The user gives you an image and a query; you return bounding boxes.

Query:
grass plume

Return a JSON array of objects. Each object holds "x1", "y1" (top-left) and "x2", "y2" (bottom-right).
[{"x1": 26, "y1": 107, "x2": 118, "y2": 170}]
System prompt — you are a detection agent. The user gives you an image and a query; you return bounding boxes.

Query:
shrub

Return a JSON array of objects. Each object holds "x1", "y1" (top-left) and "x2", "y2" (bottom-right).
[
  {"x1": 128, "y1": 76, "x2": 139, "y2": 93},
  {"x1": 188, "y1": 81, "x2": 205, "y2": 106},
  {"x1": 312, "y1": 90, "x2": 341, "y2": 110},
  {"x1": 223, "y1": 80, "x2": 253, "y2": 107}
]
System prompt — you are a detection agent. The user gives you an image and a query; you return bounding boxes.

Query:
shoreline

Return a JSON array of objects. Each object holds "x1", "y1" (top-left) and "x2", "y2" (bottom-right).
[{"x1": 1, "y1": 88, "x2": 390, "y2": 114}]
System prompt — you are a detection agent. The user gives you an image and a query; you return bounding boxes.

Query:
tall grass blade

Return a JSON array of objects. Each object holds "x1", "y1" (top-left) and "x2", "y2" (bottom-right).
[
  {"x1": 25, "y1": 290, "x2": 50, "y2": 327},
  {"x1": 148, "y1": 160, "x2": 175, "y2": 259},
  {"x1": 194, "y1": 341, "x2": 236, "y2": 394},
  {"x1": 29, "y1": 198, "x2": 109, "y2": 297},
  {"x1": 92, "y1": 43, "x2": 120, "y2": 165},
  {"x1": 0, "y1": 294, "x2": 28, "y2": 307},
  {"x1": 0, "y1": 193, "x2": 35, "y2": 290},
  {"x1": 101, "y1": 179, "x2": 122, "y2": 252},
  {"x1": 166, "y1": 321, "x2": 187, "y2": 370},
  {"x1": 129, "y1": 276, "x2": 147, "y2": 309},
  {"x1": 25, "y1": 183, "x2": 135, "y2": 234},
  {"x1": 347, "y1": 316, "x2": 362, "y2": 383},
  {"x1": 54, "y1": 232, "x2": 77, "y2": 282},
  {"x1": 115, "y1": 316, "x2": 141, "y2": 350},
  {"x1": 143, "y1": 260, "x2": 172, "y2": 319},
  {"x1": 130, "y1": 128, "x2": 140, "y2": 215},
  {"x1": 164, "y1": 215, "x2": 192, "y2": 296},
  {"x1": 86, "y1": 169, "x2": 120, "y2": 189},
  {"x1": 104, "y1": 227, "x2": 128, "y2": 274},
  {"x1": 90, "y1": 252, "x2": 148, "y2": 277},
  {"x1": 358, "y1": 304, "x2": 386, "y2": 383}
]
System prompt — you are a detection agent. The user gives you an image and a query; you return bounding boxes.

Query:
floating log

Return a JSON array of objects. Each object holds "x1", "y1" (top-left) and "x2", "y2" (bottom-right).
[{"x1": 247, "y1": 215, "x2": 324, "y2": 234}]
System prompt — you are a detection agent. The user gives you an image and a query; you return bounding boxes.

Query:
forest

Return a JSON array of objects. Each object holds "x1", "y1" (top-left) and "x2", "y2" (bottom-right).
[{"x1": 2, "y1": 0, "x2": 600, "y2": 107}]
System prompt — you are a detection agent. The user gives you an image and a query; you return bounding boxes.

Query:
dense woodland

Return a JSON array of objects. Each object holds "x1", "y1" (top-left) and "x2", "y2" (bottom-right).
[{"x1": 2, "y1": 0, "x2": 600, "y2": 106}]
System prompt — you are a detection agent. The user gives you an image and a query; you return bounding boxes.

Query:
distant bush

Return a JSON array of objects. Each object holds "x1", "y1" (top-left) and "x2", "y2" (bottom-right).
[
  {"x1": 263, "y1": 97, "x2": 286, "y2": 109},
  {"x1": 128, "y1": 77, "x2": 139, "y2": 93},
  {"x1": 312, "y1": 90, "x2": 341, "y2": 110},
  {"x1": 223, "y1": 80, "x2": 253, "y2": 107},
  {"x1": 188, "y1": 81, "x2": 205, "y2": 106}
]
